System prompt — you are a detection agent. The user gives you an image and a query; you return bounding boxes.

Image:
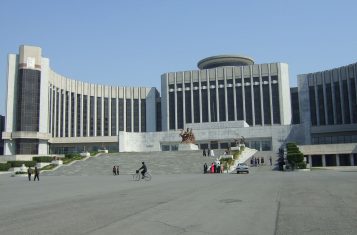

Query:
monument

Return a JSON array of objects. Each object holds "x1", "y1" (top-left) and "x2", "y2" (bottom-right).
[{"x1": 178, "y1": 128, "x2": 199, "y2": 151}]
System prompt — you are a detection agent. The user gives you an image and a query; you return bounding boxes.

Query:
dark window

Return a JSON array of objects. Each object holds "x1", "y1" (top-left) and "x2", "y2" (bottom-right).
[
  {"x1": 309, "y1": 86, "x2": 317, "y2": 125},
  {"x1": 126, "y1": 99, "x2": 131, "y2": 132},
  {"x1": 65, "y1": 92, "x2": 69, "y2": 137},
  {"x1": 71, "y1": 93, "x2": 75, "y2": 137},
  {"x1": 218, "y1": 80, "x2": 226, "y2": 121},
  {"x1": 317, "y1": 85, "x2": 325, "y2": 125},
  {"x1": 104, "y1": 98, "x2": 109, "y2": 136},
  {"x1": 15, "y1": 69, "x2": 41, "y2": 132},
  {"x1": 56, "y1": 91, "x2": 59, "y2": 137},
  {"x1": 156, "y1": 99, "x2": 162, "y2": 131},
  {"x1": 210, "y1": 81, "x2": 217, "y2": 122},
  {"x1": 342, "y1": 80, "x2": 350, "y2": 124},
  {"x1": 169, "y1": 85, "x2": 175, "y2": 129},
  {"x1": 90, "y1": 96, "x2": 94, "y2": 136},
  {"x1": 253, "y1": 77, "x2": 261, "y2": 125},
  {"x1": 141, "y1": 99, "x2": 146, "y2": 132},
  {"x1": 235, "y1": 79, "x2": 243, "y2": 120},
  {"x1": 177, "y1": 84, "x2": 184, "y2": 129},
  {"x1": 271, "y1": 76, "x2": 280, "y2": 124},
  {"x1": 16, "y1": 139, "x2": 38, "y2": 154},
  {"x1": 133, "y1": 99, "x2": 139, "y2": 132},
  {"x1": 193, "y1": 82, "x2": 200, "y2": 123},
  {"x1": 185, "y1": 83, "x2": 192, "y2": 124},
  {"x1": 111, "y1": 98, "x2": 116, "y2": 135},
  {"x1": 201, "y1": 82, "x2": 208, "y2": 122},
  {"x1": 244, "y1": 78, "x2": 253, "y2": 125},
  {"x1": 83, "y1": 95, "x2": 88, "y2": 136},
  {"x1": 97, "y1": 97, "x2": 102, "y2": 136},
  {"x1": 52, "y1": 89, "x2": 56, "y2": 136},
  {"x1": 290, "y1": 89, "x2": 300, "y2": 124},
  {"x1": 77, "y1": 94, "x2": 81, "y2": 137},
  {"x1": 49, "y1": 88, "x2": 52, "y2": 135},
  {"x1": 119, "y1": 98, "x2": 124, "y2": 131},
  {"x1": 350, "y1": 78, "x2": 357, "y2": 123},
  {"x1": 227, "y1": 80, "x2": 234, "y2": 121},
  {"x1": 263, "y1": 77, "x2": 271, "y2": 125},
  {"x1": 325, "y1": 84, "x2": 334, "y2": 124},
  {"x1": 334, "y1": 81, "x2": 342, "y2": 124},
  {"x1": 60, "y1": 92, "x2": 64, "y2": 137}
]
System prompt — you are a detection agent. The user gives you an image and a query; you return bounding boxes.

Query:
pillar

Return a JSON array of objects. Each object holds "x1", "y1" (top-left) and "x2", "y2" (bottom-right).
[
  {"x1": 336, "y1": 154, "x2": 340, "y2": 166},
  {"x1": 322, "y1": 154, "x2": 326, "y2": 167}
]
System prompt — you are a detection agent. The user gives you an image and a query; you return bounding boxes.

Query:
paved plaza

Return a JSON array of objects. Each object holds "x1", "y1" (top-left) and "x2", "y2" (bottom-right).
[{"x1": 0, "y1": 166, "x2": 357, "y2": 235}]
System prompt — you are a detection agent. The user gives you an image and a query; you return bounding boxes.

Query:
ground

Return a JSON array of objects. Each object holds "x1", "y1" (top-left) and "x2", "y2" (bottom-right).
[{"x1": 0, "y1": 166, "x2": 356, "y2": 235}]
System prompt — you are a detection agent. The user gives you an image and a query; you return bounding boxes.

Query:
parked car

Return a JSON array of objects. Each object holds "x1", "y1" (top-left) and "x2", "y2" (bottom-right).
[{"x1": 236, "y1": 163, "x2": 249, "y2": 174}]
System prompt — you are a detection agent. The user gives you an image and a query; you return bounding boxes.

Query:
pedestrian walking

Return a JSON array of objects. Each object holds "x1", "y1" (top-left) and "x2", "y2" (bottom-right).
[
  {"x1": 27, "y1": 167, "x2": 33, "y2": 181},
  {"x1": 269, "y1": 156, "x2": 272, "y2": 166},
  {"x1": 203, "y1": 163, "x2": 208, "y2": 174},
  {"x1": 113, "y1": 166, "x2": 116, "y2": 175},
  {"x1": 210, "y1": 162, "x2": 214, "y2": 173},
  {"x1": 203, "y1": 149, "x2": 206, "y2": 157},
  {"x1": 261, "y1": 157, "x2": 265, "y2": 165},
  {"x1": 208, "y1": 148, "x2": 211, "y2": 157},
  {"x1": 116, "y1": 165, "x2": 120, "y2": 175},
  {"x1": 33, "y1": 167, "x2": 40, "y2": 181}
]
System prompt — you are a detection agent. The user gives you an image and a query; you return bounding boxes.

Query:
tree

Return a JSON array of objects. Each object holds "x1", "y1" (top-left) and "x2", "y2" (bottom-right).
[{"x1": 286, "y1": 143, "x2": 305, "y2": 170}]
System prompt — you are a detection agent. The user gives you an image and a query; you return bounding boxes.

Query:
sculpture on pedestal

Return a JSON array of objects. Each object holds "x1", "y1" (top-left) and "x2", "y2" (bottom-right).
[{"x1": 179, "y1": 128, "x2": 196, "y2": 144}]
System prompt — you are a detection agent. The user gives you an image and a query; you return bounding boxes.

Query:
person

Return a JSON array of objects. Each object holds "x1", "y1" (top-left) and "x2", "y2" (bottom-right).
[
  {"x1": 210, "y1": 149, "x2": 215, "y2": 157},
  {"x1": 202, "y1": 149, "x2": 206, "y2": 157},
  {"x1": 113, "y1": 166, "x2": 117, "y2": 175},
  {"x1": 261, "y1": 157, "x2": 265, "y2": 165},
  {"x1": 27, "y1": 167, "x2": 33, "y2": 181},
  {"x1": 269, "y1": 156, "x2": 272, "y2": 166},
  {"x1": 203, "y1": 163, "x2": 208, "y2": 174},
  {"x1": 210, "y1": 162, "x2": 214, "y2": 173},
  {"x1": 34, "y1": 166, "x2": 40, "y2": 181},
  {"x1": 207, "y1": 148, "x2": 211, "y2": 157},
  {"x1": 137, "y1": 162, "x2": 147, "y2": 179},
  {"x1": 116, "y1": 165, "x2": 120, "y2": 175}
]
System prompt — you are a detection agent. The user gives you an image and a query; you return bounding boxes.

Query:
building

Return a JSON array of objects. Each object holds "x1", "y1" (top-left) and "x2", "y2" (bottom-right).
[
  {"x1": 1, "y1": 45, "x2": 357, "y2": 167},
  {"x1": 297, "y1": 62, "x2": 357, "y2": 166}
]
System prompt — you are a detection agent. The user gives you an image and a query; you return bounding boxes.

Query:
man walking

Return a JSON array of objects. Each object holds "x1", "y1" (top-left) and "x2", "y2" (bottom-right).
[
  {"x1": 34, "y1": 166, "x2": 40, "y2": 181},
  {"x1": 27, "y1": 167, "x2": 33, "y2": 181}
]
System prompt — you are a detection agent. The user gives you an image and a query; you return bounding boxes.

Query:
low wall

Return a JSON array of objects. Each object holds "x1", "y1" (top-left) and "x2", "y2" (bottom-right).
[{"x1": 0, "y1": 154, "x2": 65, "y2": 162}]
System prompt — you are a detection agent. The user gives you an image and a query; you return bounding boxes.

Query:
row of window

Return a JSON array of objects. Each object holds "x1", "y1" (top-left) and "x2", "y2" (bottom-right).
[
  {"x1": 311, "y1": 134, "x2": 357, "y2": 145},
  {"x1": 168, "y1": 76, "x2": 281, "y2": 129},
  {"x1": 49, "y1": 89, "x2": 147, "y2": 137},
  {"x1": 309, "y1": 75, "x2": 357, "y2": 125}
]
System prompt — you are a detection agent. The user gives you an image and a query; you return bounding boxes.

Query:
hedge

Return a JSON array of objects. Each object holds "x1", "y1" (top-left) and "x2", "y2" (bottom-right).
[
  {"x1": 33, "y1": 156, "x2": 53, "y2": 163},
  {"x1": 7, "y1": 161, "x2": 36, "y2": 168},
  {"x1": 65, "y1": 153, "x2": 80, "y2": 159},
  {"x1": 0, "y1": 163, "x2": 11, "y2": 171}
]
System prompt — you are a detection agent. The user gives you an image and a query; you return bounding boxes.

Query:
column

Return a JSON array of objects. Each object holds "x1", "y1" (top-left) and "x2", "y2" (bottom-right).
[
  {"x1": 322, "y1": 154, "x2": 326, "y2": 167},
  {"x1": 199, "y1": 73, "x2": 202, "y2": 123},
  {"x1": 174, "y1": 73, "x2": 178, "y2": 130},
  {"x1": 242, "y1": 67, "x2": 246, "y2": 121},
  {"x1": 233, "y1": 68, "x2": 237, "y2": 120},
  {"x1": 268, "y1": 65, "x2": 273, "y2": 125},
  {"x1": 207, "y1": 70, "x2": 211, "y2": 122},
  {"x1": 224, "y1": 68, "x2": 228, "y2": 121},
  {"x1": 350, "y1": 154, "x2": 354, "y2": 166},
  {"x1": 259, "y1": 66, "x2": 264, "y2": 125},
  {"x1": 308, "y1": 155, "x2": 312, "y2": 167},
  {"x1": 336, "y1": 154, "x2": 340, "y2": 166}
]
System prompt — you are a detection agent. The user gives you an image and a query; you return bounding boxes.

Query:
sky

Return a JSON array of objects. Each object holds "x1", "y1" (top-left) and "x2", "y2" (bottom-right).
[{"x1": 0, "y1": 0, "x2": 356, "y2": 115}]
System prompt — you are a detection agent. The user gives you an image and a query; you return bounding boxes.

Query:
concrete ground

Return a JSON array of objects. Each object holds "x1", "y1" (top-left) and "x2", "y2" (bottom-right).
[{"x1": 0, "y1": 166, "x2": 356, "y2": 235}]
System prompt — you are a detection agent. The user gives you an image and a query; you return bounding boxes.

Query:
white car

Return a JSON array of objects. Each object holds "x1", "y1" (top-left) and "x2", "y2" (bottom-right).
[{"x1": 236, "y1": 163, "x2": 249, "y2": 174}]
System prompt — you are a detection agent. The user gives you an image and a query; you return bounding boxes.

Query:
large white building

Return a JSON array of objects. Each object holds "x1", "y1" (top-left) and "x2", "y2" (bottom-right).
[{"x1": 2, "y1": 45, "x2": 357, "y2": 167}]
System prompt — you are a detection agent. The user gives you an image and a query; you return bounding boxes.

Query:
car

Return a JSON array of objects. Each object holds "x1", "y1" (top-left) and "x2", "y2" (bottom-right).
[{"x1": 236, "y1": 163, "x2": 249, "y2": 174}]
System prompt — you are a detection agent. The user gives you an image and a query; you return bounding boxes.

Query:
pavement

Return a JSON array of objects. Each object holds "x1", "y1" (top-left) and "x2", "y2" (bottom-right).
[{"x1": 1, "y1": 165, "x2": 357, "y2": 235}]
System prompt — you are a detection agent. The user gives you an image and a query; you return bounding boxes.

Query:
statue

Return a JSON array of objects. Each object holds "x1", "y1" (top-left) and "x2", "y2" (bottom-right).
[{"x1": 179, "y1": 128, "x2": 196, "y2": 144}]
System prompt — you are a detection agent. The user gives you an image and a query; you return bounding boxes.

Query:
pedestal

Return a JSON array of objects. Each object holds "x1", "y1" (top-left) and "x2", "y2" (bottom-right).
[{"x1": 178, "y1": 143, "x2": 199, "y2": 151}]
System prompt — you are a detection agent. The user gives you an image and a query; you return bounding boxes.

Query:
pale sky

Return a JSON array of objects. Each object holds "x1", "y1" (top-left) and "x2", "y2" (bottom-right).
[{"x1": 1, "y1": 0, "x2": 356, "y2": 115}]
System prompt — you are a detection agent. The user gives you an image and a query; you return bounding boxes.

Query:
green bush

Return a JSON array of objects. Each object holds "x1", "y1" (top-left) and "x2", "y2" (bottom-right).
[
  {"x1": 33, "y1": 156, "x2": 53, "y2": 163},
  {"x1": 7, "y1": 161, "x2": 36, "y2": 167},
  {"x1": 65, "y1": 153, "x2": 80, "y2": 159},
  {"x1": 297, "y1": 162, "x2": 307, "y2": 169},
  {"x1": 0, "y1": 163, "x2": 11, "y2": 171},
  {"x1": 90, "y1": 151, "x2": 98, "y2": 156},
  {"x1": 286, "y1": 142, "x2": 305, "y2": 170}
]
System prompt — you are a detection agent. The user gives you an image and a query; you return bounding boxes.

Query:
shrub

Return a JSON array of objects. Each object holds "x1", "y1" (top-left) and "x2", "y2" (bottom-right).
[
  {"x1": 90, "y1": 151, "x2": 98, "y2": 156},
  {"x1": 65, "y1": 153, "x2": 80, "y2": 159},
  {"x1": 7, "y1": 161, "x2": 36, "y2": 167},
  {"x1": 33, "y1": 156, "x2": 53, "y2": 163},
  {"x1": 297, "y1": 162, "x2": 307, "y2": 169},
  {"x1": 286, "y1": 143, "x2": 305, "y2": 170},
  {"x1": 0, "y1": 163, "x2": 11, "y2": 171}
]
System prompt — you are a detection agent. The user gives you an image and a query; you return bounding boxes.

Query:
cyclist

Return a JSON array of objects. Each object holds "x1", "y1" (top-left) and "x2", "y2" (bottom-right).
[{"x1": 137, "y1": 161, "x2": 147, "y2": 179}]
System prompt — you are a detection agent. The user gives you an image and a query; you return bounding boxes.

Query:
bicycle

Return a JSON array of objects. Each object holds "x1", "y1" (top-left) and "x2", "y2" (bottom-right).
[{"x1": 133, "y1": 170, "x2": 152, "y2": 181}]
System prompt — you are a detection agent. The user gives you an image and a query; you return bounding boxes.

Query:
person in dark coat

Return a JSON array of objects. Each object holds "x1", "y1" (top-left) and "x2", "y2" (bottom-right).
[
  {"x1": 202, "y1": 149, "x2": 206, "y2": 157},
  {"x1": 27, "y1": 167, "x2": 33, "y2": 181},
  {"x1": 116, "y1": 165, "x2": 119, "y2": 175},
  {"x1": 113, "y1": 166, "x2": 117, "y2": 175},
  {"x1": 138, "y1": 162, "x2": 147, "y2": 179},
  {"x1": 33, "y1": 167, "x2": 40, "y2": 181},
  {"x1": 203, "y1": 163, "x2": 208, "y2": 174}
]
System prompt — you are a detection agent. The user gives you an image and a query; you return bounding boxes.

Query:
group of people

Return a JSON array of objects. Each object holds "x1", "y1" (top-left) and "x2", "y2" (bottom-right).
[
  {"x1": 202, "y1": 148, "x2": 215, "y2": 157},
  {"x1": 203, "y1": 159, "x2": 224, "y2": 174},
  {"x1": 250, "y1": 156, "x2": 273, "y2": 166},
  {"x1": 112, "y1": 165, "x2": 120, "y2": 175},
  {"x1": 27, "y1": 166, "x2": 40, "y2": 181}
]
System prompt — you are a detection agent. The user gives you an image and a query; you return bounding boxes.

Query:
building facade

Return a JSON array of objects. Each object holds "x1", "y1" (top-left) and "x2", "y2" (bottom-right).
[
  {"x1": 2, "y1": 45, "x2": 158, "y2": 155},
  {"x1": 1, "y1": 45, "x2": 356, "y2": 163}
]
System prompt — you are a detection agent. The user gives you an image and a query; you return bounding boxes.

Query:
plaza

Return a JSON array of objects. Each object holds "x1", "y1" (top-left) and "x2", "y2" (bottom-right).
[{"x1": 0, "y1": 164, "x2": 356, "y2": 235}]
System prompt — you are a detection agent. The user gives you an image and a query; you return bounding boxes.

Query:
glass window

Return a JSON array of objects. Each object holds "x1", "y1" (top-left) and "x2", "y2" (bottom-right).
[
  {"x1": 77, "y1": 94, "x2": 81, "y2": 137},
  {"x1": 126, "y1": 99, "x2": 131, "y2": 132},
  {"x1": 118, "y1": 98, "x2": 124, "y2": 131},
  {"x1": 141, "y1": 99, "x2": 146, "y2": 132},
  {"x1": 97, "y1": 97, "x2": 102, "y2": 136},
  {"x1": 244, "y1": 78, "x2": 253, "y2": 125},
  {"x1": 210, "y1": 81, "x2": 217, "y2": 122},
  {"x1": 218, "y1": 80, "x2": 226, "y2": 122},
  {"x1": 111, "y1": 98, "x2": 116, "y2": 136},
  {"x1": 271, "y1": 76, "x2": 280, "y2": 124},
  {"x1": 104, "y1": 98, "x2": 109, "y2": 136},
  {"x1": 83, "y1": 95, "x2": 88, "y2": 136},
  {"x1": 253, "y1": 77, "x2": 261, "y2": 125},
  {"x1": 90, "y1": 96, "x2": 94, "y2": 136},
  {"x1": 169, "y1": 85, "x2": 175, "y2": 129},
  {"x1": 133, "y1": 99, "x2": 139, "y2": 132}
]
